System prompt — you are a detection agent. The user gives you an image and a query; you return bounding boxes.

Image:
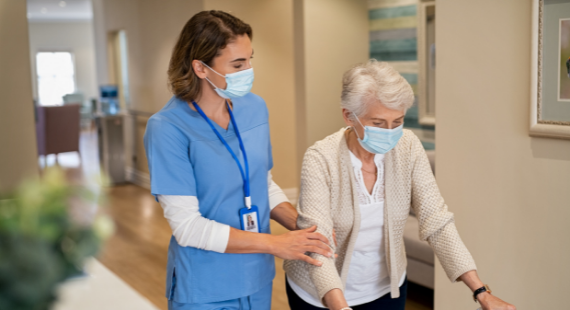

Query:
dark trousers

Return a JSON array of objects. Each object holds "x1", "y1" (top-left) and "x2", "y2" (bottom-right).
[{"x1": 286, "y1": 277, "x2": 408, "y2": 310}]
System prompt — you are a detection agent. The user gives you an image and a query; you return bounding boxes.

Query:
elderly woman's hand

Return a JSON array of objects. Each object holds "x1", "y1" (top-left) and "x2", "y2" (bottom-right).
[
  {"x1": 478, "y1": 293, "x2": 516, "y2": 310},
  {"x1": 460, "y1": 271, "x2": 516, "y2": 310}
]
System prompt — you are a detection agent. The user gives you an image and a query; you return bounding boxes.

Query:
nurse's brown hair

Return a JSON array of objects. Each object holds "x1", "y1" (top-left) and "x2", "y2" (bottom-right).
[{"x1": 168, "y1": 11, "x2": 252, "y2": 102}]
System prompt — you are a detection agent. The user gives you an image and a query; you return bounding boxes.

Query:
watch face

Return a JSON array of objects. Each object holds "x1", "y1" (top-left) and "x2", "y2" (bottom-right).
[{"x1": 474, "y1": 285, "x2": 491, "y2": 302}]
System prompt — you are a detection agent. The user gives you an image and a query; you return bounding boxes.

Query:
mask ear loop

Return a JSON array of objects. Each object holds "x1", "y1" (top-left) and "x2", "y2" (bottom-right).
[
  {"x1": 352, "y1": 112, "x2": 365, "y2": 140},
  {"x1": 200, "y1": 61, "x2": 225, "y2": 77},
  {"x1": 200, "y1": 61, "x2": 226, "y2": 90}
]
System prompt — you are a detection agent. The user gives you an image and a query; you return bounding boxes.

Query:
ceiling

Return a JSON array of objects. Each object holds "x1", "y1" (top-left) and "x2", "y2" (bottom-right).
[{"x1": 27, "y1": 0, "x2": 93, "y2": 22}]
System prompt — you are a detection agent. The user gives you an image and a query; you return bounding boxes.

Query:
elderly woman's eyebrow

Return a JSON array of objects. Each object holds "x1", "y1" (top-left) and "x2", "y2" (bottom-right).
[{"x1": 370, "y1": 116, "x2": 405, "y2": 121}]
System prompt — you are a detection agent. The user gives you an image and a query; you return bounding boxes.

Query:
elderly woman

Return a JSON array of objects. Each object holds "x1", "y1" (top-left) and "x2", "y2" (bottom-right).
[{"x1": 284, "y1": 60, "x2": 515, "y2": 310}]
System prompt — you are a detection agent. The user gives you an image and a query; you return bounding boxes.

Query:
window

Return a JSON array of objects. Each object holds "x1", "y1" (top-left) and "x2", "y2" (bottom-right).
[{"x1": 36, "y1": 52, "x2": 76, "y2": 106}]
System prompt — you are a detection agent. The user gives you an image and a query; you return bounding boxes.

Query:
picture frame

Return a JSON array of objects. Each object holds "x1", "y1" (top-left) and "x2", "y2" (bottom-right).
[{"x1": 530, "y1": 0, "x2": 570, "y2": 139}]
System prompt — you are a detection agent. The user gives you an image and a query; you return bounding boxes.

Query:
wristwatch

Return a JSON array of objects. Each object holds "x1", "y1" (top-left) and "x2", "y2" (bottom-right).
[{"x1": 473, "y1": 284, "x2": 491, "y2": 302}]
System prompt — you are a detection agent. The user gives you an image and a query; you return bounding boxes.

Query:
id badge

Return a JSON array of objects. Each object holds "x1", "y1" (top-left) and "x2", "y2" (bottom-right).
[{"x1": 239, "y1": 205, "x2": 260, "y2": 233}]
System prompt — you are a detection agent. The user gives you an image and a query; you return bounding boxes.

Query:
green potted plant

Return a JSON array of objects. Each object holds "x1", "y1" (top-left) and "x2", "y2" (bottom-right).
[{"x1": 0, "y1": 168, "x2": 114, "y2": 310}]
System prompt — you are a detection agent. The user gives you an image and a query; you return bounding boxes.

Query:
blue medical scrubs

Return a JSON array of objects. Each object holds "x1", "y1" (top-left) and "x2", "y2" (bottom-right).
[{"x1": 144, "y1": 93, "x2": 275, "y2": 308}]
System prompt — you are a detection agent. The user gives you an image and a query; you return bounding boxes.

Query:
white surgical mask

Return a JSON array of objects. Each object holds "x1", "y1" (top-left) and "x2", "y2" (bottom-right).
[{"x1": 201, "y1": 61, "x2": 254, "y2": 99}]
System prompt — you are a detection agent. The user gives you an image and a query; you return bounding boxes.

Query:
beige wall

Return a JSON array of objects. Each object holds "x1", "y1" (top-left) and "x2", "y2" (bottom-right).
[
  {"x1": 92, "y1": 0, "x2": 144, "y2": 176},
  {"x1": 137, "y1": 0, "x2": 204, "y2": 113},
  {"x1": 204, "y1": 0, "x2": 298, "y2": 188},
  {"x1": 92, "y1": 0, "x2": 143, "y2": 90},
  {"x1": 28, "y1": 22, "x2": 99, "y2": 103},
  {"x1": 0, "y1": 1, "x2": 38, "y2": 191},
  {"x1": 435, "y1": 1, "x2": 570, "y2": 309},
  {"x1": 299, "y1": 0, "x2": 369, "y2": 149},
  {"x1": 134, "y1": 0, "x2": 204, "y2": 175},
  {"x1": 92, "y1": 0, "x2": 203, "y2": 175}
]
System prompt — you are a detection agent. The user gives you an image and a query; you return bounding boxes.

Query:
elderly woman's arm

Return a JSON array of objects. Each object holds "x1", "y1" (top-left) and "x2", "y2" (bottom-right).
[
  {"x1": 296, "y1": 149, "x2": 344, "y2": 308},
  {"x1": 410, "y1": 136, "x2": 515, "y2": 310},
  {"x1": 409, "y1": 136, "x2": 477, "y2": 281}
]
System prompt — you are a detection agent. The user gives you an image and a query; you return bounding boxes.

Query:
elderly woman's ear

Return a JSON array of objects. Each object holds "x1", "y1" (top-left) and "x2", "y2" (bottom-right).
[{"x1": 342, "y1": 108, "x2": 355, "y2": 127}]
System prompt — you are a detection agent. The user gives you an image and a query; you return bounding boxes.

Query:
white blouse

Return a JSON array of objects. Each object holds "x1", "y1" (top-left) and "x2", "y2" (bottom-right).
[{"x1": 288, "y1": 151, "x2": 405, "y2": 307}]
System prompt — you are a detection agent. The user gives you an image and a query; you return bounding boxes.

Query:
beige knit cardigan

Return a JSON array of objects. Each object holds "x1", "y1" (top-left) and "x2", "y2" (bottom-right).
[{"x1": 283, "y1": 128, "x2": 477, "y2": 302}]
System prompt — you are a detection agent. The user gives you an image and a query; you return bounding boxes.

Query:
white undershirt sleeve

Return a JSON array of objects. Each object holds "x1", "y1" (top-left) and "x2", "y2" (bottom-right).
[
  {"x1": 268, "y1": 170, "x2": 290, "y2": 210},
  {"x1": 157, "y1": 195, "x2": 230, "y2": 253},
  {"x1": 157, "y1": 171, "x2": 289, "y2": 253}
]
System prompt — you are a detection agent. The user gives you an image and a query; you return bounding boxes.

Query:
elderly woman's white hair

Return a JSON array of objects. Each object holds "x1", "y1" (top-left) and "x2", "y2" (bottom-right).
[{"x1": 341, "y1": 59, "x2": 414, "y2": 119}]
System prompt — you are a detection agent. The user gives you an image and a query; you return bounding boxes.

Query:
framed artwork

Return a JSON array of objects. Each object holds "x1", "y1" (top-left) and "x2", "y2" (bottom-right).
[
  {"x1": 558, "y1": 18, "x2": 570, "y2": 101},
  {"x1": 530, "y1": 0, "x2": 570, "y2": 139}
]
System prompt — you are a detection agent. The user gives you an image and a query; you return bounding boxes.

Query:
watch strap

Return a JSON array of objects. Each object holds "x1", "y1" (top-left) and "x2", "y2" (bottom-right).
[{"x1": 473, "y1": 284, "x2": 491, "y2": 302}]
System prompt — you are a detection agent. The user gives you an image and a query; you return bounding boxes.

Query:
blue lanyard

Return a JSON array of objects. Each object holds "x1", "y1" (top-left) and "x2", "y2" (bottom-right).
[{"x1": 192, "y1": 101, "x2": 252, "y2": 209}]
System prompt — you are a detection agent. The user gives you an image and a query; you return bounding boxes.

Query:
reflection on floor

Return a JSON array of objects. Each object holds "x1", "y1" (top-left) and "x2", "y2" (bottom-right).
[
  {"x1": 53, "y1": 259, "x2": 159, "y2": 310},
  {"x1": 48, "y1": 130, "x2": 433, "y2": 310},
  {"x1": 98, "y1": 185, "x2": 171, "y2": 310}
]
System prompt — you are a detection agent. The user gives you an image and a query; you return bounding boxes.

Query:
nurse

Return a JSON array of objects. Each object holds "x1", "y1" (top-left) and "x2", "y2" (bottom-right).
[{"x1": 144, "y1": 10, "x2": 332, "y2": 310}]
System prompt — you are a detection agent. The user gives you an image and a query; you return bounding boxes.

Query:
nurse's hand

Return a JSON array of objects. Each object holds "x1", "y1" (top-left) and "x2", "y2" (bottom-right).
[{"x1": 270, "y1": 225, "x2": 333, "y2": 266}]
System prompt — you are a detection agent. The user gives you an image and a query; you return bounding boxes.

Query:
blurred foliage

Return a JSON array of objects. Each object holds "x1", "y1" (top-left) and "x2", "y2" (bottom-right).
[{"x1": 0, "y1": 168, "x2": 114, "y2": 310}]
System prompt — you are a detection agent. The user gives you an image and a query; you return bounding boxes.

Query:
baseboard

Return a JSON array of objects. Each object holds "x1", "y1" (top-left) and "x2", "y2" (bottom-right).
[{"x1": 125, "y1": 167, "x2": 151, "y2": 190}]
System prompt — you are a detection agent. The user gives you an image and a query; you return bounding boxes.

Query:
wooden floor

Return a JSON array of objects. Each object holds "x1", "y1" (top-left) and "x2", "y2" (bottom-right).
[
  {"x1": 96, "y1": 184, "x2": 301, "y2": 310},
  {"x1": 62, "y1": 130, "x2": 434, "y2": 310},
  {"x1": 97, "y1": 185, "x2": 171, "y2": 309}
]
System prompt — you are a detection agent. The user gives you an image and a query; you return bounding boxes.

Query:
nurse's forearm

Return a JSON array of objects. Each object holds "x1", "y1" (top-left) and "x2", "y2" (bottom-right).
[
  {"x1": 225, "y1": 226, "x2": 333, "y2": 267},
  {"x1": 225, "y1": 227, "x2": 275, "y2": 254},
  {"x1": 270, "y1": 202, "x2": 298, "y2": 231}
]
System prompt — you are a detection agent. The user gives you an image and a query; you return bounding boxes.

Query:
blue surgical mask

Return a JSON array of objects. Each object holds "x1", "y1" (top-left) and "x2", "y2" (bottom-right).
[
  {"x1": 201, "y1": 61, "x2": 254, "y2": 99},
  {"x1": 353, "y1": 113, "x2": 403, "y2": 154}
]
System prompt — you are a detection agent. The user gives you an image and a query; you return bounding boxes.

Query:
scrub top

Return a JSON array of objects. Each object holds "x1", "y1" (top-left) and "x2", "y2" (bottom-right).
[{"x1": 144, "y1": 93, "x2": 275, "y2": 304}]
